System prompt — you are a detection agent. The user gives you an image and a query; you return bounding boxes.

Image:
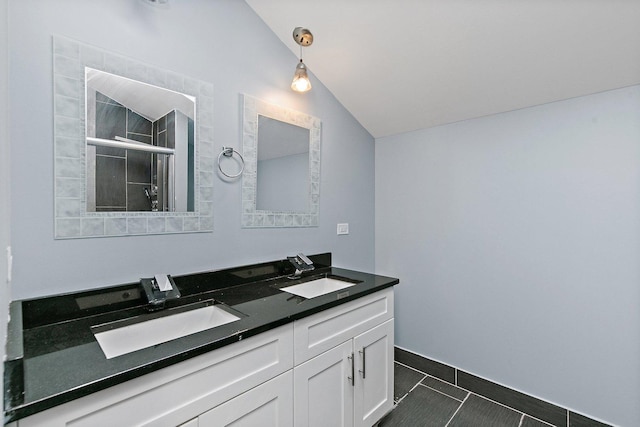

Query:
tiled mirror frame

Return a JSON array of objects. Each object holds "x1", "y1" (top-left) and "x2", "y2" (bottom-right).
[
  {"x1": 241, "y1": 94, "x2": 321, "y2": 228},
  {"x1": 53, "y1": 35, "x2": 214, "y2": 239}
]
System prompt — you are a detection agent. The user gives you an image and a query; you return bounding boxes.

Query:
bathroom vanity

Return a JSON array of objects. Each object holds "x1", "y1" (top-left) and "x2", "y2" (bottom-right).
[{"x1": 3, "y1": 254, "x2": 398, "y2": 426}]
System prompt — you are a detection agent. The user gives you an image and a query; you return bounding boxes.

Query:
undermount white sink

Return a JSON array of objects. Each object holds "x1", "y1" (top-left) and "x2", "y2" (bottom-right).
[
  {"x1": 280, "y1": 277, "x2": 357, "y2": 299},
  {"x1": 93, "y1": 305, "x2": 240, "y2": 359}
]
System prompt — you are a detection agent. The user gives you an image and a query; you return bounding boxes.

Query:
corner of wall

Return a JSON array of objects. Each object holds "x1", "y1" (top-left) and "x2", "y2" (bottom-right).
[{"x1": 1, "y1": 0, "x2": 12, "y2": 395}]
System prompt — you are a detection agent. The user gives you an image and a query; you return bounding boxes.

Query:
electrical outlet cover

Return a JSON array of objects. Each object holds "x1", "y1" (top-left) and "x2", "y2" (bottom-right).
[{"x1": 337, "y1": 223, "x2": 349, "y2": 235}]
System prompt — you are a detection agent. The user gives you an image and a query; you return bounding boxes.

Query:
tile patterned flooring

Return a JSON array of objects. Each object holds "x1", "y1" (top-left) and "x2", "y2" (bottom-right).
[{"x1": 380, "y1": 362, "x2": 562, "y2": 427}]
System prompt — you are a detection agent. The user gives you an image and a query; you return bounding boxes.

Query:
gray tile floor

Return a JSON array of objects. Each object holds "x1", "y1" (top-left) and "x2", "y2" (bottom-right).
[{"x1": 379, "y1": 362, "x2": 555, "y2": 427}]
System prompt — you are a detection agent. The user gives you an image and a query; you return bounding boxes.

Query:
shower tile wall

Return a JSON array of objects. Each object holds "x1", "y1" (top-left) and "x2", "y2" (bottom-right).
[{"x1": 95, "y1": 92, "x2": 153, "y2": 211}]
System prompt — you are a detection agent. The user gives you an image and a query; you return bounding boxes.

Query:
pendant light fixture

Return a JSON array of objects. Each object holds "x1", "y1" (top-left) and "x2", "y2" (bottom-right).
[{"x1": 291, "y1": 27, "x2": 313, "y2": 93}]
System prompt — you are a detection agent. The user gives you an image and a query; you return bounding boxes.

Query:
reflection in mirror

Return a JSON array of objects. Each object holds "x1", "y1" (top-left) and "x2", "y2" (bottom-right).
[
  {"x1": 53, "y1": 35, "x2": 214, "y2": 238},
  {"x1": 241, "y1": 94, "x2": 321, "y2": 228},
  {"x1": 85, "y1": 68, "x2": 195, "y2": 212},
  {"x1": 256, "y1": 115, "x2": 310, "y2": 212}
]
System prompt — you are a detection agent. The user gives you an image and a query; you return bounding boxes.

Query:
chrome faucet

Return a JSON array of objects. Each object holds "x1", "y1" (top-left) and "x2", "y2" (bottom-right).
[
  {"x1": 144, "y1": 185, "x2": 159, "y2": 212},
  {"x1": 140, "y1": 274, "x2": 181, "y2": 311},
  {"x1": 287, "y1": 253, "x2": 315, "y2": 277}
]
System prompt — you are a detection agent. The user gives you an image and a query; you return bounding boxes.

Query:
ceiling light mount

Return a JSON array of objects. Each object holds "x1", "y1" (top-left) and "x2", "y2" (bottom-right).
[
  {"x1": 141, "y1": 0, "x2": 169, "y2": 6},
  {"x1": 291, "y1": 27, "x2": 313, "y2": 93},
  {"x1": 293, "y1": 27, "x2": 313, "y2": 47}
]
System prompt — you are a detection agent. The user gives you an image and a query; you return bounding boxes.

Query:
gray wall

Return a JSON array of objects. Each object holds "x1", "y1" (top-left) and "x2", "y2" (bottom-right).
[
  {"x1": 376, "y1": 85, "x2": 640, "y2": 426},
  {"x1": 1, "y1": 0, "x2": 11, "y2": 409},
  {"x1": 8, "y1": 0, "x2": 375, "y2": 299}
]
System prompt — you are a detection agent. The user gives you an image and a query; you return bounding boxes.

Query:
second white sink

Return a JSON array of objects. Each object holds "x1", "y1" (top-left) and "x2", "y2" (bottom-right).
[
  {"x1": 94, "y1": 305, "x2": 240, "y2": 359},
  {"x1": 280, "y1": 277, "x2": 357, "y2": 299}
]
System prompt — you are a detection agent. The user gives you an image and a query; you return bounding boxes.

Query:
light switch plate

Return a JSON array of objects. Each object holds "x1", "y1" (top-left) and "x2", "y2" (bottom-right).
[{"x1": 337, "y1": 223, "x2": 349, "y2": 235}]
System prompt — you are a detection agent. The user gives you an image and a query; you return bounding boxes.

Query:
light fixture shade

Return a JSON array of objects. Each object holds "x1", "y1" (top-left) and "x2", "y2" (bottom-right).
[{"x1": 291, "y1": 60, "x2": 312, "y2": 93}]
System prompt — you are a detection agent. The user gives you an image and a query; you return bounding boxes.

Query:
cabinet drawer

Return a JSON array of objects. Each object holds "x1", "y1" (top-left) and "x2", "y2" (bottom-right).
[
  {"x1": 294, "y1": 288, "x2": 393, "y2": 364},
  {"x1": 18, "y1": 324, "x2": 293, "y2": 427},
  {"x1": 198, "y1": 370, "x2": 293, "y2": 427}
]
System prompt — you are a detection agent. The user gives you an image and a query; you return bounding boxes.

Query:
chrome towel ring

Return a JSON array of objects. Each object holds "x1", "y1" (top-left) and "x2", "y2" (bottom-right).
[{"x1": 218, "y1": 146, "x2": 245, "y2": 178}]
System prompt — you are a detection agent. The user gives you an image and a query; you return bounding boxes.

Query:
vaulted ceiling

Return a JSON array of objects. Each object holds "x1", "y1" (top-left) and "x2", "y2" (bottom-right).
[{"x1": 246, "y1": 0, "x2": 640, "y2": 138}]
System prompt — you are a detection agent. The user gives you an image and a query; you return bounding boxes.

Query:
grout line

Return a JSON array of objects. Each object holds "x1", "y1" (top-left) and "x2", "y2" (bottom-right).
[
  {"x1": 410, "y1": 375, "x2": 428, "y2": 392},
  {"x1": 394, "y1": 392, "x2": 409, "y2": 405},
  {"x1": 421, "y1": 374, "x2": 468, "y2": 400},
  {"x1": 464, "y1": 391, "x2": 557, "y2": 427},
  {"x1": 444, "y1": 392, "x2": 469, "y2": 427},
  {"x1": 529, "y1": 415, "x2": 557, "y2": 427},
  {"x1": 417, "y1": 383, "x2": 466, "y2": 403},
  {"x1": 395, "y1": 360, "x2": 428, "y2": 376},
  {"x1": 466, "y1": 391, "x2": 524, "y2": 417},
  {"x1": 394, "y1": 373, "x2": 428, "y2": 405}
]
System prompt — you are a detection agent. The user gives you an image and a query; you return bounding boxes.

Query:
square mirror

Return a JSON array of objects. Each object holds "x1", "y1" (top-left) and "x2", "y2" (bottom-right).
[
  {"x1": 241, "y1": 95, "x2": 321, "y2": 227},
  {"x1": 53, "y1": 36, "x2": 214, "y2": 238}
]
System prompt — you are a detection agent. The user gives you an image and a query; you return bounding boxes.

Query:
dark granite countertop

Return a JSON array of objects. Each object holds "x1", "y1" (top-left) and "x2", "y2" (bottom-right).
[{"x1": 3, "y1": 254, "x2": 398, "y2": 424}]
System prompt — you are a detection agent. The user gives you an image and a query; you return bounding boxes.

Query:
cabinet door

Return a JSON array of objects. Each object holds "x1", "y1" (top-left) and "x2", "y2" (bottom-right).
[
  {"x1": 353, "y1": 319, "x2": 394, "y2": 427},
  {"x1": 198, "y1": 371, "x2": 293, "y2": 427},
  {"x1": 294, "y1": 288, "x2": 394, "y2": 364},
  {"x1": 294, "y1": 340, "x2": 354, "y2": 427}
]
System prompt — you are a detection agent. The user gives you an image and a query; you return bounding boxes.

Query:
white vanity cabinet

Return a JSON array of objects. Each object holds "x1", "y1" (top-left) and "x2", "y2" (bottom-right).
[
  {"x1": 17, "y1": 324, "x2": 294, "y2": 427},
  {"x1": 293, "y1": 288, "x2": 394, "y2": 427},
  {"x1": 14, "y1": 287, "x2": 394, "y2": 427}
]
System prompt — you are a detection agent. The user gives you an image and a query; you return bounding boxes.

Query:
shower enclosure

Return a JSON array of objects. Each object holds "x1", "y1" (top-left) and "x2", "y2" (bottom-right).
[{"x1": 85, "y1": 68, "x2": 195, "y2": 212}]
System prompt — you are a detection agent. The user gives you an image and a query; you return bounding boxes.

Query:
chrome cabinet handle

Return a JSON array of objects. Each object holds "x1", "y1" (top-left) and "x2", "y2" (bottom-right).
[
  {"x1": 359, "y1": 348, "x2": 366, "y2": 379},
  {"x1": 348, "y1": 353, "x2": 355, "y2": 386}
]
